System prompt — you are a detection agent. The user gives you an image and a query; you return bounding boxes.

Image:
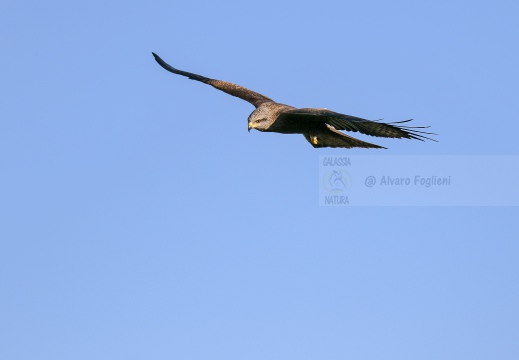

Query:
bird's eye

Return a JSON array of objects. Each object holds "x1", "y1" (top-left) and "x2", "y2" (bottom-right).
[{"x1": 255, "y1": 119, "x2": 262, "y2": 123}]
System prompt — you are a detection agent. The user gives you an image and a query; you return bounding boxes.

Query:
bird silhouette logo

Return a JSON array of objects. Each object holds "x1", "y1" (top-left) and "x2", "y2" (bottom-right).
[{"x1": 323, "y1": 170, "x2": 351, "y2": 193}]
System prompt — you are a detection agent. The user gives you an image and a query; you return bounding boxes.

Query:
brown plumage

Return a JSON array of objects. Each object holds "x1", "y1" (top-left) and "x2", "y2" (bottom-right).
[{"x1": 152, "y1": 52, "x2": 436, "y2": 149}]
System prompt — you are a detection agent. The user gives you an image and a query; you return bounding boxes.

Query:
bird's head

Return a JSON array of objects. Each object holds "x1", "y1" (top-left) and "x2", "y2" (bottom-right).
[{"x1": 248, "y1": 107, "x2": 271, "y2": 132}]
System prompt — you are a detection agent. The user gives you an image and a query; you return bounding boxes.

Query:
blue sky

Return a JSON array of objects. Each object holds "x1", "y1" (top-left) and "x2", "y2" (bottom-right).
[{"x1": 1, "y1": 0, "x2": 518, "y2": 359}]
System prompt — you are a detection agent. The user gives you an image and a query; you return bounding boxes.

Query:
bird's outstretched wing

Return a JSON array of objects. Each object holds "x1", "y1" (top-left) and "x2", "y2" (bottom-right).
[
  {"x1": 152, "y1": 53, "x2": 273, "y2": 108},
  {"x1": 281, "y1": 108, "x2": 437, "y2": 142}
]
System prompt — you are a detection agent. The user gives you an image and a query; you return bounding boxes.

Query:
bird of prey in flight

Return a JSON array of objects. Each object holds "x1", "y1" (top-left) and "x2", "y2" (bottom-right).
[{"x1": 152, "y1": 53, "x2": 436, "y2": 149}]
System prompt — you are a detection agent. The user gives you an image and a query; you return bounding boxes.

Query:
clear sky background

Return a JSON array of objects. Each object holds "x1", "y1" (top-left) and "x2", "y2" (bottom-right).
[{"x1": 1, "y1": 0, "x2": 518, "y2": 359}]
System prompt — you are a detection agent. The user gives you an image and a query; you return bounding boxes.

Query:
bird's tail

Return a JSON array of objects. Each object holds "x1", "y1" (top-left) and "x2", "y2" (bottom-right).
[{"x1": 303, "y1": 125, "x2": 386, "y2": 149}]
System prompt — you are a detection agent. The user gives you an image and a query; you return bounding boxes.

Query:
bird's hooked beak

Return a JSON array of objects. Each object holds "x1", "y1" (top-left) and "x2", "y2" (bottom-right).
[{"x1": 248, "y1": 122, "x2": 252, "y2": 132}]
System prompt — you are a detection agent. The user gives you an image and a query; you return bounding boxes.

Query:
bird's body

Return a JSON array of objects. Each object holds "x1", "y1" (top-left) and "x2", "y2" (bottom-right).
[{"x1": 152, "y1": 52, "x2": 436, "y2": 149}]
